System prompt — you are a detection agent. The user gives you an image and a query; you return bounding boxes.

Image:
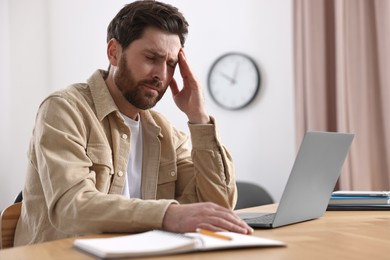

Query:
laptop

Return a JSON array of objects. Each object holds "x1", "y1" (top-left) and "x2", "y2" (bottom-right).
[{"x1": 238, "y1": 131, "x2": 354, "y2": 228}]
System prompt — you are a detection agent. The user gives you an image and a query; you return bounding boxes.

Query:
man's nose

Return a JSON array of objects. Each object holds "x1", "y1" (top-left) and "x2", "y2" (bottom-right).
[{"x1": 152, "y1": 63, "x2": 168, "y2": 83}]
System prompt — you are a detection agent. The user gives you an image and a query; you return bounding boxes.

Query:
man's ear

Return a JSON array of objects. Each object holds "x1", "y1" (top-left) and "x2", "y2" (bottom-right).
[{"x1": 107, "y1": 38, "x2": 122, "y2": 67}]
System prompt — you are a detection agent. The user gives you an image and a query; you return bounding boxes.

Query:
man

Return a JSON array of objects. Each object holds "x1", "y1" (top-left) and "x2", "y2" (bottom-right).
[{"x1": 15, "y1": 0, "x2": 252, "y2": 246}]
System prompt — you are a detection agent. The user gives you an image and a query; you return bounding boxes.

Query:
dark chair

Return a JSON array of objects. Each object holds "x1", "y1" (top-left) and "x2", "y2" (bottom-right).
[{"x1": 235, "y1": 181, "x2": 274, "y2": 210}]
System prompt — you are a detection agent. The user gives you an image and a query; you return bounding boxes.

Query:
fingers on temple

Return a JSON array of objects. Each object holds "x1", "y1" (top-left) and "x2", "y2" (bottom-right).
[{"x1": 178, "y1": 50, "x2": 195, "y2": 80}]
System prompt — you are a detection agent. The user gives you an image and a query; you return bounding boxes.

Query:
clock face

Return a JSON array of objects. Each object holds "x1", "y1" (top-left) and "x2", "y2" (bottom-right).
[{"x1": 207, "y1": 53, "x2": 261, "y2": 110}]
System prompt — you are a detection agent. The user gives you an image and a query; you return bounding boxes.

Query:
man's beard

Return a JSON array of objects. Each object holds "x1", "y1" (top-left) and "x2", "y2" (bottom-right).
[{"x1": 114, "y1": 55, "x2": 166, "y2": 110}]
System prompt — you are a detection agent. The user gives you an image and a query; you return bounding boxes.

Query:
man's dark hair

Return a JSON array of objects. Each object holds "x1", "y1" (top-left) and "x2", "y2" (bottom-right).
[{"x1": 107, "y1": 0, "x2": 189, "y2": 50}]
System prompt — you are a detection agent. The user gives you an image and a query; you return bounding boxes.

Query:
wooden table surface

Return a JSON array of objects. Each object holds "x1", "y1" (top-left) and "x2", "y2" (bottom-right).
[{"x1": 1, "y1": 204, "x2": 389, "y2": 260}]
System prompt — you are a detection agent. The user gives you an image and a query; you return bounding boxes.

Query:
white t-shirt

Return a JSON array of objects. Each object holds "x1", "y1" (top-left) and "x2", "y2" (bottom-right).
[{"x1": 122, "y1": 114, "x2": 143, "y2": 199}]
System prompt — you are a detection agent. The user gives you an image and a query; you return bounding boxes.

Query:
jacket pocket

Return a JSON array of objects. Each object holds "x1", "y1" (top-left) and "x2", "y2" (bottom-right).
[
  {"x1": 86, "y1": 145, "x2": 114, "y2": 193},
  {"x1": 156, "y1": 161, "x2": 177, "y2": 199}
]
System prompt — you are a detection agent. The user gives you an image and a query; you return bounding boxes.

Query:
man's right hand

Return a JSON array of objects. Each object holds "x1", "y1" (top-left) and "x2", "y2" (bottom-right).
[{"x1": 162, "y1": 202, "x2": 253, "y2": 234}]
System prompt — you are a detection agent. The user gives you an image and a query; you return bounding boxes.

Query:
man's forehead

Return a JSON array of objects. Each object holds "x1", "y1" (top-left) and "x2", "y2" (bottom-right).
[{"x1": 135, "y1": 27, "x2": 181, "y2": 52}]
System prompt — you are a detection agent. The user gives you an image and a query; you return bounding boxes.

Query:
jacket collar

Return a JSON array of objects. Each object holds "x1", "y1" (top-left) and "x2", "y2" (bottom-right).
[{"x1": 87, "y1": 69, "x2": 118, "y2": 122}]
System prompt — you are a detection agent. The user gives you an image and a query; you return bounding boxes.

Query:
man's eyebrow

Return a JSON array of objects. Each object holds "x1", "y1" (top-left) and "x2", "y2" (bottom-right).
[
  {"x1": 145, "y1": 49, "x2": 164, "y2": 57},
  {"x1": 144, "y1": 49, "x2": 178, "y2": 64}
]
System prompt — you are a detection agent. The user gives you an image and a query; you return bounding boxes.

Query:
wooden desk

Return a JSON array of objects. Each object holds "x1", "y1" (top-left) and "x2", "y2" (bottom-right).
[{"x1": 1, "y1": 204, "x2": 389, "y2": 260}]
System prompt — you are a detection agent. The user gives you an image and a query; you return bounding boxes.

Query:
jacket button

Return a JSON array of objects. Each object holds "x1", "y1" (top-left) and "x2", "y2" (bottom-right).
[
  {"x1": 118, "y1": 171, "x2": 124, "y2": 177},
  {"x1": 122, "y1": 134, "x2": 128, "y2": 140},
  {"x1": 170, "y1": 171, "x2": 176, "y2": 177}
]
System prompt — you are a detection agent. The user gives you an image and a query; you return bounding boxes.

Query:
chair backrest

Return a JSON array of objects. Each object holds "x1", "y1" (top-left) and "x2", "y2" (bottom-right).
[
  {"x1": 235, "y1": 181, "x2": 274, "y2": 210},
  {"x1": 0, "y1": 202, "x2": 22, "y2": 249}
]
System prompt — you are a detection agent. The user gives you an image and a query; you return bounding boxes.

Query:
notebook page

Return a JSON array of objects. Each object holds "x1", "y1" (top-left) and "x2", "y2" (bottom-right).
[
  {"x1": 185, "y1": 231, "x2": 286, "y2": 250},
  {"x1": 74, "y1": 230, "x2": 197, "y2": 258}
]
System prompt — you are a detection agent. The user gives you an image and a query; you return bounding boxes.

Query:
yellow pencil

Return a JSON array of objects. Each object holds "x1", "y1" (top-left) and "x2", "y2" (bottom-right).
[{"x1": 196, "y1": 228, "x2": 232, "y2": 241}]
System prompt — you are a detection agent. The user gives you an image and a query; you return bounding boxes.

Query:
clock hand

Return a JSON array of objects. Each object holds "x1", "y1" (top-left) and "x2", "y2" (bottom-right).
[
  {"x1": 233, "y1": 62, "x2": 240, "y2": 81},
  {"x1": 220, "y1": 72, "x2": 235, "y2": 85}
]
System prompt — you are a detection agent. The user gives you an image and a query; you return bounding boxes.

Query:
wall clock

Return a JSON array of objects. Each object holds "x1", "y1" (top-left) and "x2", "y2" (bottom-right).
[{"x1": 207, "y1": 52, "x2": 261, "y2": 110}]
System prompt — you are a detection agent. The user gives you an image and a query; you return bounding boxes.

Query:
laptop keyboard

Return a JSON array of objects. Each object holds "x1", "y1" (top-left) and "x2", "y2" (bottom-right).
[{"x1": 246, "y1": 213, "x2": 276, "y2": 224}]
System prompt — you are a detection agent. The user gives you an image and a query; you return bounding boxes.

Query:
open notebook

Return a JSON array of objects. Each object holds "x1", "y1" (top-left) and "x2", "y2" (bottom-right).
[{"x1": 74, "y1": 230, "x2": 285, "y2": 259}]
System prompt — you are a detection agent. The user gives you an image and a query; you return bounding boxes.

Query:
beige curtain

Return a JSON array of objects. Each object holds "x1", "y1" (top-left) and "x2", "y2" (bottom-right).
[{"x1": 293, "y1": 0, "x2": 390, "y2": 190}]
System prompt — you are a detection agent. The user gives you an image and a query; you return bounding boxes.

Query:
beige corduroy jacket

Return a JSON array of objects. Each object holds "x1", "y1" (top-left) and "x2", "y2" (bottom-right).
[{"x1": 14, "y1": 70, "x2": 236, "y2": 246}]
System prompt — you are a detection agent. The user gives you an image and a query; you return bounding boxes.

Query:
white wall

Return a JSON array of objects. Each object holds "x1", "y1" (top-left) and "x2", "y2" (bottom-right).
[{"x1": 0, "y1": 0, "x2": 295, "y2": 210}]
